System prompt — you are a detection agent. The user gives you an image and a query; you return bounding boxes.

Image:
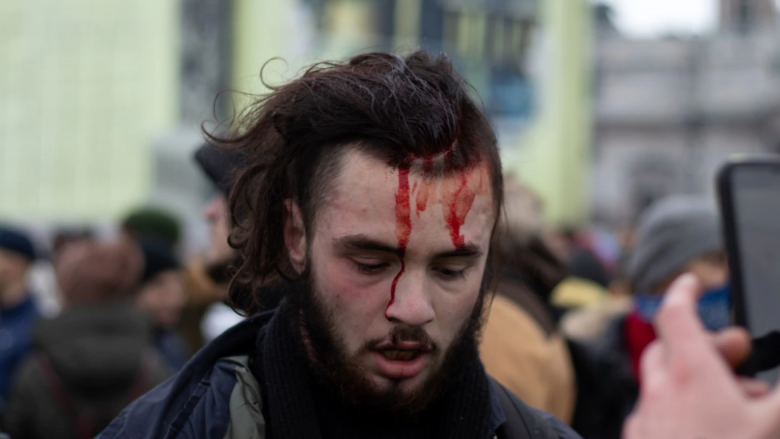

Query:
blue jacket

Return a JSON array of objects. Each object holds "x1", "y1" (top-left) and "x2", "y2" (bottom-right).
[
  {"x1": 98, "y1": 310, "x2": 581, "y2": 439},
  {"x1": 0, "y1": 295, "x2": 38, "y2": 404}
]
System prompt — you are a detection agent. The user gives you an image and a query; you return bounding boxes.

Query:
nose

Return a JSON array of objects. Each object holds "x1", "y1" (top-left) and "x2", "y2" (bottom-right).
[{"x1": 384, "y1": 268, "x2": 435, "y2": 327}]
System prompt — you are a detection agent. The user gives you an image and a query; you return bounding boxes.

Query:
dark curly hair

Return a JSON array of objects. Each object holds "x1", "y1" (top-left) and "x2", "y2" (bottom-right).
[{"x1": 210, "y1": 51, "x2": 504, "y2": 314}]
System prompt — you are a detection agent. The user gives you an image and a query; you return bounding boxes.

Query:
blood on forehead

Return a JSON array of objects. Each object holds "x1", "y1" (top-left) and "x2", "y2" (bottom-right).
[{"x1": 385, "y1": 158, "x2": 490, "y2": 317}]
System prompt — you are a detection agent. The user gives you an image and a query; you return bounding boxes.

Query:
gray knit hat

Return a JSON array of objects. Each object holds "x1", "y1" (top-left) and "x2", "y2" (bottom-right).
[{"x1": 628, "y1": 195, "x2": 723, "y2": 292}]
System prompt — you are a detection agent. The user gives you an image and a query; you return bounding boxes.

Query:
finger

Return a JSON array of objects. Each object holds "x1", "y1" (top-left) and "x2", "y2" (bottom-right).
[
  {"x1": 622, "y1": 413, "x2": 642, "y2": 439},
  {"x1": 738, "y1": 377, "x2": 770, "y2": 398},
  {"x1": 639, "y1": 341, "x2": 666, "y2": 389},
  {"x1": 756, "y1": 381, "x2": 780, "y2": 433},
  {"x1": 713, "y1": 327, "x2": 752, "y2": 369},
  {"x1": 655, "y1": 274, "x2": 710, "y2": 358}
]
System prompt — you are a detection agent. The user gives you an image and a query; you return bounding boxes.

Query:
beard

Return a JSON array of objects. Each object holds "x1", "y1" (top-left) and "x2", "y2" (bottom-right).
[{"x1": 283, "y1": 265, "x2": 490, "y2": 419}]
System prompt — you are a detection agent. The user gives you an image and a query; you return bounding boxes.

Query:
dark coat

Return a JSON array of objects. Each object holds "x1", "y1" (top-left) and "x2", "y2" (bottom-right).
[
  {"x1": 4, "y1": 304, "x2": 168, "y2": 439},
  {"x1": 568, "y1": 316, "x2": 638, "y2": 439},
  {"x1": 0, "y1": 295, "x2": 38, "y2": 404},
  {"x1": 96, "y1": 308, "x2": 582, "y2": 439}
]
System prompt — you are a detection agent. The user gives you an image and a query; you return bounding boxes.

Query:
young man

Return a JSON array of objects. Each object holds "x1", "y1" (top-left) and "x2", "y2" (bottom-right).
[{"x1": 99, "y1": 51, "x2": 580, "y2": 439}]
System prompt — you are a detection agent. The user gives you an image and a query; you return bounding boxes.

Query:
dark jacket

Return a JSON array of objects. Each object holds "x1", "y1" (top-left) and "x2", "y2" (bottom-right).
[
  {"x1": 568, "y1": 316, "x2": 638, "y2": 439},
  {"x1": 154, "y1": 327, "x2": 189, "y2": 373},
  {"x1": 4, "y1": 304, "x2": 168, "y2": 439},
  {"x1": 0, "y1": 295, "x2": 38, "y2": 405},
  {"x1": 96, "y1": 308, "x2": 581, "y2": 439}
]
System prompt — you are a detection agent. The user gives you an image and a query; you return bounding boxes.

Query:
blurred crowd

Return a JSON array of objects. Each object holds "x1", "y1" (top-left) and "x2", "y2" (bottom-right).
[
  {"x1": 0, "y1": 144, "x2": 244, "y2": 438},
  {"x1": 0, "y1": 138, "x2": 731, "y2": 439}
]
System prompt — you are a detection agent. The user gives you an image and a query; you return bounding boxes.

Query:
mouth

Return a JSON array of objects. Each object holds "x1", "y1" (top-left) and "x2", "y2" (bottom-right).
[
  {"x1": 371, "y1": 343, "x2": 432, "y2": 380},
  {"x1": 379, "y1": 349, "x2": 422, "y2": 361}
]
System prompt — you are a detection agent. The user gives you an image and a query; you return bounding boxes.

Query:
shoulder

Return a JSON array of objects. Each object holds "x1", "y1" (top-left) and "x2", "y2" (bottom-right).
[
  {"x1": 491, "y1": 377, "x2": 582, "y2": 439},
  {"x1": 98, "y1": 357, "x2": 244, "y2": 439},
  {"x1": 98, "y1": 310, "x2": 275, "y2": 439},
  {"x1": 535, "y1": 409, "x2": 584, "y2": 439}
]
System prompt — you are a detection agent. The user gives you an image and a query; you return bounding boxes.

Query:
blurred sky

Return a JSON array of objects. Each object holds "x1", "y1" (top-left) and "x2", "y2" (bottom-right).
[{"x1": 597, "y1": 0, "x2": 717, "y2": 38}]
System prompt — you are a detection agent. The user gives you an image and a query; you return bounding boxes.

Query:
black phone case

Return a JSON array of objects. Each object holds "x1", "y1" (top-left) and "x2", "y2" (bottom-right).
[
  {"x1": 717, "y1": 158, "x2": 780, "y2": 376},
  {"x1": 716, "y1": 160, "x2": 750, "y2": 329}
]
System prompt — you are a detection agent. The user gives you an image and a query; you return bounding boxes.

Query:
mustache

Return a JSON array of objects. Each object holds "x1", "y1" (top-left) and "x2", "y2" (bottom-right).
[{"x1": 363, "y1": 325, "x2": 438, "y2": 352}]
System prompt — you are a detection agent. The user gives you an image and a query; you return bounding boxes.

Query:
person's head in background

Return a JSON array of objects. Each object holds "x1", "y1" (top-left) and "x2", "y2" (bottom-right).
[
  {"x1": 0, "y1": 226, "x2": 36, "y2": 308},
  {"x1": 194, "y1": 144, "x2": 242, "y2": 276},
  {"x1": 497, "y1": 177, "x2": 566, "y2": 301},
  {"x1": 51, "y1": 227, "x2": 93, "y2": 259},
  {"x1": 628, "y1": 195, "x2": 729, "y2": 331},
  {"x1": 54, "y1": 236, "x2": 143, "y2": 308},
  {"x1": 135, "y1": 238, "x2": 184, "y2": 328},
  {"x1": 121, "y1": 207, "x2": 181, "y2": 249}
]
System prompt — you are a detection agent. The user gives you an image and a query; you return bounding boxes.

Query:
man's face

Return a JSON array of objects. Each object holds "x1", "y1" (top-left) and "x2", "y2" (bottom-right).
[
  {"x1": 286, "y1": 150, "x2": 495, "y2": 407},
  {"x1": 202, "y1": 194, "x2": 235, "y2": 266},
  {"x1": 135, "y1": 270, "x2": 185, "y2": 327}
]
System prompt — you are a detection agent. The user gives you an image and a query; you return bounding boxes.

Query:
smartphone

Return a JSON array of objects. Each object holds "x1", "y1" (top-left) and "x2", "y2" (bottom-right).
[{"x1": 718, "y1": 157, "x2": 780, "y2": 384}]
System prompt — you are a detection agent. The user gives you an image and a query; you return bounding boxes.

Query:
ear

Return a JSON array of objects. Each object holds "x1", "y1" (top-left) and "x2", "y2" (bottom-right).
[{"x1": 284, "y1": 199, "x2": 307, "y2": 273}]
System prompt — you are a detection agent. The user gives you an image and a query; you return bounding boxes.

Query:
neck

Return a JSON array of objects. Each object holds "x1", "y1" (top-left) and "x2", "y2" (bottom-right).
[{"x1": 0, "y1": 279, "x2": 28, "y2": 309}]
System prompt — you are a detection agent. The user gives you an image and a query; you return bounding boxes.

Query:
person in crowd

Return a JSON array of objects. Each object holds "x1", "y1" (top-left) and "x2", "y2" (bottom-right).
[
  {"x1": 624, "y1": 273, "x2": 780, "y2": 439},
  {"x1": 550, "y1": 249, "x2": 610, "y2": 311},
  {"x1": 0, "y1": 226, "x2": 39, "y2": 408},
  {"x1": 176, "y1": 143, "x2": 246, "y2": 353},
  {"x1": 480, "y1": 178, "x2": 576, "y2": 423},
  {"x1": 99, "y1": 51, "x2": 581, "y2": 439},
  {"x1": 561, "y1": 194, "x2": 727, "y2": 439},
  {"x1": 121, "y1": 207, "x2": 182, "y2": 248},
  {"x1": 135, "y1": 238, "x2": 188, "y2": 373},
  {"x1": 51, "y1": 227, "x2": 93, "y2": 257},
  {"x1": 5, "y1": 237, "x2": 168, "y2": 439},
  {"x1": 608, "y1": 194, "x2": 729, "y2": 380}
]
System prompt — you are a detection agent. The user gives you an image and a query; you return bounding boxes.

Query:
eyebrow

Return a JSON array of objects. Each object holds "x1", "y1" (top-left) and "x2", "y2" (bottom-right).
[{"x1": 334, "y1": 234, "x2": 483, "y2": 259}]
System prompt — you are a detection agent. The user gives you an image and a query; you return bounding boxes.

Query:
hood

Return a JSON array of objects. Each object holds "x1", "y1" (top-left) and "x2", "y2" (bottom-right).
[{"x1": 33, "y1": 303, "x2": 154, "y2": 397}]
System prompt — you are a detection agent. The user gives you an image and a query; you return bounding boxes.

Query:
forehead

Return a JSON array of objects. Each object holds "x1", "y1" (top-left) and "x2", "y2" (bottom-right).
[{"x1": 314, "y1": 150, "x2": 496, "y2": 254}]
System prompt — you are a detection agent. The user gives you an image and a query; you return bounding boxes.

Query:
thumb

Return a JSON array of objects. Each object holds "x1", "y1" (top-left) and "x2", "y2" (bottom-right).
[{"x1": 755, "y1": 379, "x2": 780, "y2": 432}]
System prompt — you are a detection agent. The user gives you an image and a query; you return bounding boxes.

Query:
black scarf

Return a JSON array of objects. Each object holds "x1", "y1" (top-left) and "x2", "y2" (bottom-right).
[{"x1": 248, "y1": 298, "x2": 495, "y2": 439}]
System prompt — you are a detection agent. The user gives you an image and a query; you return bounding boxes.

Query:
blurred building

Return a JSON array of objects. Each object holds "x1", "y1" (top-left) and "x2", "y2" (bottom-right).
[
  {"x1": 590, "y1": 1, "x2": 780, "y2": 227},
  {"x1": 0, "y1": 0, "x2": 178, "y2": 222},
  {"x1": 156, "y1": 0, "x2": 593, "y2": 234},
  {"x1": 1, "y1": 0, "x2": 593, "y2": 248}
]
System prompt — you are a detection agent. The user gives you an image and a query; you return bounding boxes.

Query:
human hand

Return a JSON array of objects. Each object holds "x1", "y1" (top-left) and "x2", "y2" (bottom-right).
[{"x1": 623, "y1": 273, "x2": 780, "y2": 439}]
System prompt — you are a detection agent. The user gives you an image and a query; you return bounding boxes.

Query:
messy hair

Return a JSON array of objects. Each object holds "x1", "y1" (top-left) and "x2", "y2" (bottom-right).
[{"x1": 210, "y1": 51, "x2": 503, "y2": 314}]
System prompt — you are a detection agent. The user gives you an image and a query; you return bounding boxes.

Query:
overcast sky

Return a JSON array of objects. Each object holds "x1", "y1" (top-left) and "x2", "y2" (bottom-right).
[{"x1": 596, "y1": 0, "x2": 717, "y2": 38}]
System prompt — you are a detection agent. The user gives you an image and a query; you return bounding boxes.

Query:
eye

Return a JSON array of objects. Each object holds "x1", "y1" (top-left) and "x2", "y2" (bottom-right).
[
  {"x1": 434, "y1": 266, "x2": 466, "y2": 280},
  {"x1": 354, "y1": 261, "x2": 390, "y2": 274}
]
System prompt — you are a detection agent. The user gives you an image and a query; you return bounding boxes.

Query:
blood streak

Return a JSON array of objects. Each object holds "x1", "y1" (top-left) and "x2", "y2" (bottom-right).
[
  {"x1": 414, "y1": 181, "x2": 430, "y2": 216},
  {"x1": 443, "y1": 169, "x2": 480, "y2": 248},
  {"x1": 387, "y1": 165, "x2": 412, "y2": 315},
  {"x1": 414, "y1": 156, "x2": 435, "y2": 217}
]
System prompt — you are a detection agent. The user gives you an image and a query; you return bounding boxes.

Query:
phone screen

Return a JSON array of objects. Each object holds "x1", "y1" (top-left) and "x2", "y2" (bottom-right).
[{"x1": 732, "y1": 166, "x2": 780, "y2": 383}]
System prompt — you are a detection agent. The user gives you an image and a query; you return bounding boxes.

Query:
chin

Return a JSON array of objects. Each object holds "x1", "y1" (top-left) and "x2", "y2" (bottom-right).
[{"x1": 371, "y1": 369, "x2": 430, "y2": 393}]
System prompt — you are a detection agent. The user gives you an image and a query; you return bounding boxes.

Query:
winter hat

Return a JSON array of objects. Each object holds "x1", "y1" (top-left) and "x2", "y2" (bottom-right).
[
  {"x1": 0, "y1": 225, "x2": 36, "y2": 261},
  {"x1": 137, "y1": 238, "x2": 181, "y2": 284},
  {"x1": 122, "y1": 207, "x2": 181, "y2": 247},
  {"x1": 628, "y1": 195, "x2": 722, "y2": 292},
  {"x1": 194, "y1": 143, "x2": 244, "y2": 196},
  {"x1": 55, "y1": 237, "x2": 144, "y2": 305}
]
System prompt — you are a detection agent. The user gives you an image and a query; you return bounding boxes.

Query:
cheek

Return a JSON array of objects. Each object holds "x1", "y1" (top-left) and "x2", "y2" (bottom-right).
[
  {"x1": 432, "y1": 266, "x2": 485, "y2": 338},
  {"x1": 310, "y1": 249, "x2": 389, "y2": 340}
]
